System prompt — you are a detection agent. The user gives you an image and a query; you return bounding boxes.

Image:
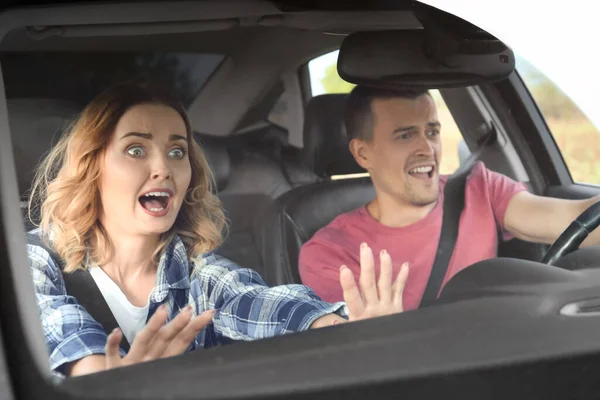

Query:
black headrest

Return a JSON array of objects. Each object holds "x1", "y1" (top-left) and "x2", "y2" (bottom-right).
[
  {"x1": 8, "y1": 98, "x2": 81, "y2": 199},
  {"x1": 301, "y1": 94, "x2": 365, "y2": 178},
  {"x1": 194, "y1": 133, "x2": 230, "y2": 192}
]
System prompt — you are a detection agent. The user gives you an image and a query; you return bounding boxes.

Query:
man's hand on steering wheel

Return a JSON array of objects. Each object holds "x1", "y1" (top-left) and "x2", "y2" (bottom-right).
[{"x1": 341, "y1": 242, "x2": 410, "y2": 322}]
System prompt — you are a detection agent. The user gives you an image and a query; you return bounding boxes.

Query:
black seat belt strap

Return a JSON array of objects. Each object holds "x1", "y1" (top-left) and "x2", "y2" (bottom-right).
[
  {"x1": 27, "y1": 233, "x2": 130, "y2": 352},
  {"x1": 419, "y1": 127, "x2": 497, "y2": 307}
]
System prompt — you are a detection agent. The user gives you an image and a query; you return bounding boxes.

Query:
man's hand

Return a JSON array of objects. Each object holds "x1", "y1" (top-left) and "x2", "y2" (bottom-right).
[
  {"x1": 310, "y1": 243, "x2": 410, "y2": 328},
  {"x1": 105, "y1": 305, "x2": 215, "y2": 370},
  {"x1": 341, "y1": 243, "x2": 409, "y2": 322}
]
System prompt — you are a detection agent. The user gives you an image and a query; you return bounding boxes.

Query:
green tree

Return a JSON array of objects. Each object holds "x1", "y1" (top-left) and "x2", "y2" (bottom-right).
[{"x1": 321, "y1": 63, "x2": 355, "y2": 94}]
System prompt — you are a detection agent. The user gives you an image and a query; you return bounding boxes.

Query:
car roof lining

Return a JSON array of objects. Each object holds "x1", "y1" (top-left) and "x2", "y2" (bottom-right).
[
  {"x1": 0, "y1": 26, "x2": 343, "y2": 136},
  {"x1": 189, "y1": 28, "x2": 342, "y2": 135},
  {"x1": 0, "y1": 1, "x2": 420, "y2": 137}
]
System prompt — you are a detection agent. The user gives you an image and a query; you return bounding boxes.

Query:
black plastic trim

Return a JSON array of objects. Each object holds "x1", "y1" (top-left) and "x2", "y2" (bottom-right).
[{"x1": 486, "y1": 73, "x2": 572, "y2": 190}]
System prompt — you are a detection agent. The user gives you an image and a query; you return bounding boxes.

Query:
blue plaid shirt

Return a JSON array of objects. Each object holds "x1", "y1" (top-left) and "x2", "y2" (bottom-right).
[{"x1": 29, "y1": 234, "x2": 347, "y2": 377}]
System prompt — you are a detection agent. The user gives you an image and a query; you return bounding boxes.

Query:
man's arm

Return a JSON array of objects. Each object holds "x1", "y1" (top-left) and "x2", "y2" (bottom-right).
[{"x1": 504, "y1": 192, "x2": 600, "y2": 246}]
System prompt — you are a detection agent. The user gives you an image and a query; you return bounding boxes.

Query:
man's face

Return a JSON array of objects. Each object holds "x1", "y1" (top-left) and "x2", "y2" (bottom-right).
[{"x1": 351, "y1": 94, "x2": 441, "y2": 206}]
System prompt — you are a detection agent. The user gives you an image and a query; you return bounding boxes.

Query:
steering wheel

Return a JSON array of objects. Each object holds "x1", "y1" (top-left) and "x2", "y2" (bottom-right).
[{"x1": 542, "y1": 200, "x2": 600, "y2": 266}]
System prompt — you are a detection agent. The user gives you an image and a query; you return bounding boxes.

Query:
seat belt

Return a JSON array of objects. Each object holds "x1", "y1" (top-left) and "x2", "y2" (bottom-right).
[
  {"x1": 419, "y1": 126, "x2": 497, "y2": 308},
  {"x1": 27, "y1": 233, "x2": 131, "y2": 352}
]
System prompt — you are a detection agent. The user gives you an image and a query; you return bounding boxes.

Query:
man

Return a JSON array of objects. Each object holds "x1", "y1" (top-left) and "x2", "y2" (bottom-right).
[{"x1": 299, "y1": 85, "x2": 600, "y2": 309}]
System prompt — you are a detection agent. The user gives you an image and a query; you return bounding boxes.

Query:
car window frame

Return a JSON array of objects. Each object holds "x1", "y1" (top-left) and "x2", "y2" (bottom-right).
[
  {"x1": 482, "y1": 71, "x2": 573, "y2": 193},
  {"x1": 514, "y1": 62, "x2": 600, "y2": 189}
]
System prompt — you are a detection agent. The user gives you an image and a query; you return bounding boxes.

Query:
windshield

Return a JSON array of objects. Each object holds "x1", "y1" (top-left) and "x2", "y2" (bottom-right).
[
  {"x1": 3, "y1": 2, "x2": 600, "y2": 398},
  {"x1": 421, "y1": 0, "x2": 600, "y2": 133}
]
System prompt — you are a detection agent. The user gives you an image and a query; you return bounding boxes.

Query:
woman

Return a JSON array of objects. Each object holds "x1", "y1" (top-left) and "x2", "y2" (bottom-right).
[{"x1": 27, "y1": 82, "x2": 409, "y2": 378}]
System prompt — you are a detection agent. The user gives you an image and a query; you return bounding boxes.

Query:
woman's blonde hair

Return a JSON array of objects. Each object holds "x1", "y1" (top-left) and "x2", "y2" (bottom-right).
[{"x1": 28, "y1": 82, "x2": 226, "y2": 273}]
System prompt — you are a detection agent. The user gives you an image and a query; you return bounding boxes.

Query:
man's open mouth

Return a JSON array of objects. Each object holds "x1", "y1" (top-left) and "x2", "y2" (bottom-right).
[
  {"x1": 408, "y1": 165, "x2": 435, "y2": 180},
  {"x1": 138, "y1": 190, "x2": 173, "y2": 214}
]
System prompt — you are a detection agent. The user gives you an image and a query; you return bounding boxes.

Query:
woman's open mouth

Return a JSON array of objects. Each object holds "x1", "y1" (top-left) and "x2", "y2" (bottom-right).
[{"x1": 138, "y1": 189, "x2": 173, "y2": 217}]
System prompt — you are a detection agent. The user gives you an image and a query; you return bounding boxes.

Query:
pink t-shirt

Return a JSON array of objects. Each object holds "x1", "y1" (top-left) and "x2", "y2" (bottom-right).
[{"x1": 298, "y1": 162, "x2": 527, "y2": 310}]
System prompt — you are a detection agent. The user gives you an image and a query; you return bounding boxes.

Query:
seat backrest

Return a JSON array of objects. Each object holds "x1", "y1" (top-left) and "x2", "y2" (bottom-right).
[
  {"x1": 195, "y1": 134, "x2": 271, "y2": 272},
  {"x1": 8, "y1": 98, "x2": 82, "y2": 230},
  {"x1": 255, "y1": 94, "x2": 375, "y2": 286},
  {"x1": 9, "y1": 98, "x2": 82, "y2": 198},
  {"x1": 197, "y1": 131, "x2": 317, "y2": 275}
]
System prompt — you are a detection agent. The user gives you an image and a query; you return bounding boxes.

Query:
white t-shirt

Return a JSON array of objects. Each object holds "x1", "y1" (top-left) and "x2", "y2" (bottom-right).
[{"x1": 88, "y1": 266, "x2": 150, "y2": 345}]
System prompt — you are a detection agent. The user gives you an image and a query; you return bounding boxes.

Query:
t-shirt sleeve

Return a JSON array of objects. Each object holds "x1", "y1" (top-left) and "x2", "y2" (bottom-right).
[
  {"x1": 479, "y1": 162, "x2": 528, "y2": 237},
  {"x1": 298, "y1": 236, "x2": 347, "y2": 304}
]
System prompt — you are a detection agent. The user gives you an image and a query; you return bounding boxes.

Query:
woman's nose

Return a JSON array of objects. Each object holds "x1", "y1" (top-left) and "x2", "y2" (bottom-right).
[{"x1": 151, "y1": 156, "x2": 172, "y2": 180}]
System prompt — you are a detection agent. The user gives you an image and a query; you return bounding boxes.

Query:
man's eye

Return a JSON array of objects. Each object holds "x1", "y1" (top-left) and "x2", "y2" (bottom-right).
[
  {"x1": 428, "y1": 130, "x2": 440, "y2": 137},
  {"x1": 169, "y1": 148, "x2": 186, "y2": 159},
  {"x1": 399, "y1": 133, "x2": 412, "y2": 140},
  {"x1": 126, "y1": 146, "x2": 145, "y2": 157}
]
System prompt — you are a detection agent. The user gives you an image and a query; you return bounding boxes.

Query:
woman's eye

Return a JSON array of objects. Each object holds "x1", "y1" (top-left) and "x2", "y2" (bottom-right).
[
  {"x1": 169, "y1": 148, "x2": 186, "y2": 159},
  {"x1": 126, "y1": 146, "x2": 145, "y2": 158}
]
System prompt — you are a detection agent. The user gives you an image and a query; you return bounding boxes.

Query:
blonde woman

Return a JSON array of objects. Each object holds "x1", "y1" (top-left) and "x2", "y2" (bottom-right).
[{"x1": 27, "y1": 82, "x2": 409, "y2": 378}]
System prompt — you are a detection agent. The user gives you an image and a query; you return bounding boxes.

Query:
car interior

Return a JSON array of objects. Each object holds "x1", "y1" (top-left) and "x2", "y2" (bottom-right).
[
  {"x1": 2, "y1": 10, "x2": 550, "y2": 284},
  {"x1": 2, "y1": 1, "x2": 600, "y2": 399}
]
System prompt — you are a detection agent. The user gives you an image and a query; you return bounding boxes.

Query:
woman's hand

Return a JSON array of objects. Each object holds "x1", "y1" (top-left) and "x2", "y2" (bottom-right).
[
  {"x1": 69, "y1": 305, "x2": 215, "y2": 376},
  {"x1": 105, "y1": 305, "x2": 215, "y2": 370},
  {"x1": 342, "y1": 243, "x2": 409, "y2": 322}
]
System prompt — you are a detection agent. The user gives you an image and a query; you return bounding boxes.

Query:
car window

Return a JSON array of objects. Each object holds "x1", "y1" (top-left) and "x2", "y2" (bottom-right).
[
  {"x1": 0, "y1": 51, "x2": 224, "y2": 107},
  {"x1": 516, "y1": 55, "x2": 600, "y2": 185},
  {"x1": 307, "y1": 50, "x2": 464, "y2": 175}
]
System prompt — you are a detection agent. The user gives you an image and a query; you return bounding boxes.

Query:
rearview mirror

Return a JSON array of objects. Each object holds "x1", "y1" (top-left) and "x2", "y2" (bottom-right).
[{"x1": 337, "y1": 29, "x2": 515, "y2": 89}]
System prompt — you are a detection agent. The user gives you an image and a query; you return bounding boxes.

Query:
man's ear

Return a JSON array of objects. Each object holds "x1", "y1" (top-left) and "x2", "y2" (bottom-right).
[{"x1": 349, "y1": 138, "x2": 371, "y2": 170}]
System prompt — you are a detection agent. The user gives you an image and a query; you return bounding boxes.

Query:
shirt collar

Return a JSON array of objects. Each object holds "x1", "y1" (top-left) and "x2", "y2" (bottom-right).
[{"x1": 150, "y1": 235, "x2": 190, "y2": 303}]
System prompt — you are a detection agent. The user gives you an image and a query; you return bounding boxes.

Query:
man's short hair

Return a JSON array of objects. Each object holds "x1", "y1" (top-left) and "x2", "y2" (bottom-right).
[{"x1": 344, "y1": 85, "x2": 430, "y2": 141}]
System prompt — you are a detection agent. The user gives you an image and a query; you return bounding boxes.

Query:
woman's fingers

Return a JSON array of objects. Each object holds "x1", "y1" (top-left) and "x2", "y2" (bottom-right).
[
  {"x1": 358, "y1": 243, "x2": 379, "y2": 306},
  {"x1": 104, "y1": 305, "x2": 214, "y2": 371},
  {"x1": 340, "y1": 265, "x2": 365, "y2": 318},
  {"x1": 392, "y1": 262, "x2": 410, "y2": 311},
  {"x1": 145, "y1": 306, "x2": 193, "y2": 360},
  {"x1": 105, "y1": 328, "x2": 124, "y2": 370},
  {"x1": 163, "y1": 310, "x2": 216, "y2": 357},
  {"x1": 126, "y1": 305, "x2": 168, "y2": 361},
  {"x1": 377, "y1": 250, "x2": 393, "y2": 304}
]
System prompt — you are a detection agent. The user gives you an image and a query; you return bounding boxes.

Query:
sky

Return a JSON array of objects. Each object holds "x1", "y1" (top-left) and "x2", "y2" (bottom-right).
[{"x1": 308, "y1": 1, "x2": 599, "y2": 130}]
